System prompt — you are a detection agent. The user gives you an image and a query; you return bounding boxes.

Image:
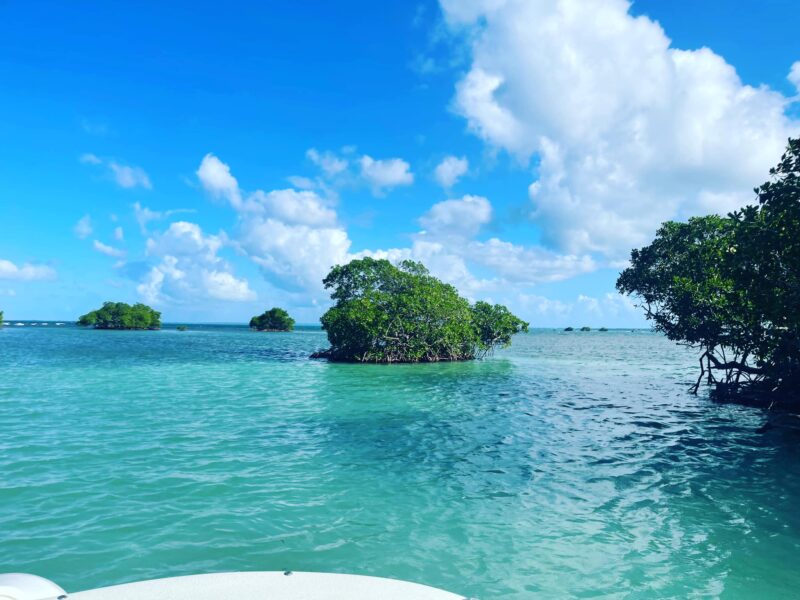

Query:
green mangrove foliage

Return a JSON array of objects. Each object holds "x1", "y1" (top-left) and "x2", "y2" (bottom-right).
[
  {"x1": 250, "y1": 307, "x2": 295, "y2": 331},
  {"x1": 313, "y1": 257, "x2": 528, "y2": 362},
  {"x1": 78, "y1": 302, "x2": 161, "y2": 330},
  {"x1": 617, "y1": 137, "x2": 800, "y2": 401}
]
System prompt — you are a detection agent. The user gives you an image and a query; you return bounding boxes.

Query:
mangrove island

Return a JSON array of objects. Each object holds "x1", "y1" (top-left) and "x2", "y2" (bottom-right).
[
  {"x1": 311, "y1": 257, "x2": 528, "y2": 362},
  {"x1": 249, "y1": 307, "x2": 295, "y2": 332},
  {"x1": 77, "y1": 302, "x2": 161, "y2": 330}
]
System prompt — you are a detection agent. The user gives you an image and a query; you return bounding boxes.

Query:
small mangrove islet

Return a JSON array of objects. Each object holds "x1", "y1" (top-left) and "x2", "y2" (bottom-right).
[
  {"x1": 311, "y1": 257, "x2": 528, "y2": 363},
  {"x1": 77, "y1": 302, "x2": 161, "y2": 330},
  {"x1": 249, "y1": 307, "x2": 295, "y2": 332}
]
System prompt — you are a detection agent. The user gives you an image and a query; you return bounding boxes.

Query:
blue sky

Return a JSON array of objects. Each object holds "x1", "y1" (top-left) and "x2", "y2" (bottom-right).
[{"x1": 1, "y1": 0, "x2": 798, "y2": 325}]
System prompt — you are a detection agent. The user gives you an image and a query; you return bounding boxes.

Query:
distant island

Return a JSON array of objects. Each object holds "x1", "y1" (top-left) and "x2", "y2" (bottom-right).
[
  {"x1": 250, "y1": 307, "x2": 295, "y2": 332},
  {"x1": 77, "y1": 302, "x2": 161, "y2": 330},
  {"x1": 311, "y1": 257, "x2": 528, "y2": 363}
]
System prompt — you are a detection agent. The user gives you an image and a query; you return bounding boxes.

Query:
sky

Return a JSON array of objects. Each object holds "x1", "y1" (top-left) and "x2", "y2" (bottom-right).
[{"x1": 1, "y1": 0, "x2": 799, "y2": 325}]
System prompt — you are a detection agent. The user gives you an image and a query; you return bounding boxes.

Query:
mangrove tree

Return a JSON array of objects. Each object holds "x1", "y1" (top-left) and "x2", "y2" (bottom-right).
[
  {"x1": 617, "y1": 137, "x2": 800, "y2": 402},
  {"x1": 78, "y1": 302, "x2": 161, "y2": 330},
  {"x1": 250, "y1": 307, "x2": 295, "y2": 331},
  {"x1": 312, "y1": 257, "x2": 528, "y2": 362}
]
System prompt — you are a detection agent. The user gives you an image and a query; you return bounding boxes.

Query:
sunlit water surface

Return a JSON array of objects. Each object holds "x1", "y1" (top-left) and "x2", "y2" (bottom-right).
[{"x1": 1, "y1": 325, "x2": 799, "y2": 598}]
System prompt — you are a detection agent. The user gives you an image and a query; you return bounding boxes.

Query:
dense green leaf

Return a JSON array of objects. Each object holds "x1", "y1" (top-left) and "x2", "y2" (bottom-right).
[
  {"x1": 250, "y1": 307, "x2": 295, "y2": 331},
  {"x1": 617, "y1": 138, "x2": 800, "y2": 398},
  {"x1": 77, "y1": 302, "x2": 161, "y2": 330},
  {"x1": 315, "y1": 257, "x2": 528, "y2": 362}
]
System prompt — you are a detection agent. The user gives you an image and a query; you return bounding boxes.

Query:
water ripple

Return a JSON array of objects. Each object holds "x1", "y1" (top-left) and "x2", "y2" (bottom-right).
[{"x1": 1, "y1": 326, "x2": 800, "y2": 598}]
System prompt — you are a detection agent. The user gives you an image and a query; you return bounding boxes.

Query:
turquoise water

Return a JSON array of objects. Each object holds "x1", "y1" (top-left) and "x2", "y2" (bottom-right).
[{"x1": 2, "y1": 325, "x2": 799, "y2": 598}]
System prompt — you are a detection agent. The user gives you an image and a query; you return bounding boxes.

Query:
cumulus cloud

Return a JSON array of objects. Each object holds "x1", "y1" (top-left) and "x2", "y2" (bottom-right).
[
  {"x1": 196, "y1": 154, "x2": 351, "y2": 294},
  {"x1": 790, "y1": 61, "x2": 800, "y2": 94},
  {"x1": 440, "y1": 0, "x2": 800, "y2": 259},
  {"x1": 247, "y1": 189, "x2": 338, "y2": 227},
  {"x1": 80, "y1": 154, "x2": 152, "y2": 189},
  {"x1": 434, "y1": 155, "x2": 469, "y2": 188},
  {"x1": 196, "y1": 153, "x2": 595, "y2": 307},
  {"x1": 93, "y1": 240, "x2": 126, "y2": 258},
  {"x1": 239, "y1": 218, "x2": 351, "y2": 291},
  {"x1": 359, "y1": 155, "x2": 414, "y2": 192},
  {"x1": 133, "y1": 202, "x2": 195, "y2": 234},
  {"x1": 307, "y1": 148, "x2": 349, "y2": 177},
  {"x1": 419, "y1": 194, "x2": 491, "y2": 237},
  {"x1": 74, "y1": 215, "x2": 92, "y2": 239},
  {"x1": 0, "y1": 259, "x2": 56, "y2": 281},
  {"x1": 196, "y1": 153, "x2": 242, "y2": 208},
  {"x1": 138, "y1": 221, "x2": 255, "y2": 304}
]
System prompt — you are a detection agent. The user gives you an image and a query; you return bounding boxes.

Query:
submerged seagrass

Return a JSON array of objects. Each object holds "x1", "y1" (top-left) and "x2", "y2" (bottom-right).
[{"x1": 313, "y1": 258, "x2": 528, "y2": 362}]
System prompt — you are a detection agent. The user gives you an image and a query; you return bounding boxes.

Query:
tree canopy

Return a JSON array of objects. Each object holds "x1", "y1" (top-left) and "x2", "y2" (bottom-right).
[
  {"x1": 617, "y1": 138, "x2": 800, "y2": 401},
  {"x1": 313, "y1": 257, "x2": 528, "y2": 362},
  {"x1": 77, "y1": 302, "x2": 161, "y2": 330},
  {"x1": 250, "y1": 307, "x2": 295, "y2": 331}
]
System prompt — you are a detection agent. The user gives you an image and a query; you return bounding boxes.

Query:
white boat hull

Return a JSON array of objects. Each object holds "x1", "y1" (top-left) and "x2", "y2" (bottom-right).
[{"x1": 70, "y1": 571, "x2": 465, "y2": 600}]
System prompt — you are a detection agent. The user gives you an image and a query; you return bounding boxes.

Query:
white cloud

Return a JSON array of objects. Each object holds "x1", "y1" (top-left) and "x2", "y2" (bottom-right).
[
  {"x1": 514, "y1": 290, "x2": 641, "y2": 326},
  {"x1": 196, "y1": 153, "x2": 242, "y2": 208},
  {"x1": 79, "y1": 153, "x2": 102, "y2": 165},
  {"x1": 419, "y1": 194, "x2": 491, "y2": 237},
  {"x1": 74, "y1": 215, "x2": 92, "y2": 239},
  {"x1": 441, "y1": 0, "x2": 800, "y2": 259},
  {"x1": 287, "y1": 175, "x2": 315, "y2": 190},
  {"x1": 133, "y1": 202, "x2": 195, "y2": 234},
  {"x1": 146, "y1": 221, "x2": 223, "y2": 262},
  {"x1": 197, "y1": 153, "x2": 597, "y2": 307},
  {"x1": 202, "y1": 270, "x2": 257, "y2": 302},
  {"x1": 248, "y1": 189, "x2": 338, "y2": 227},
  {"x1": 109, "y1": 162, "x2": 152, "y2": 189},
  {"x1": 93, "y1": 240, "x2": 126, "y2": 258},
  {"x1": 465, "y1": 238, "x2": 595, "y2": 284},
  {"x1": 434, "y1": 155, "x2": 469, "y2": 188},
  {"x1": 359, "y1": 155, "x2": 414, "y2": 192},
  {"x1": 307, "y1": 148, "x2": 349, "y2": 177},
  {"x1": 239, "y1": 218, "x2": 351, "y2": 292},
  {"x1": 790, "y1": 61, "x2": 800, "y2": 94},
  {"x1": 80, "y1": 154, "x2": 152, "y2": 189},
  {"x1": 138, "y1": 221, "x2": 255, "y2": 304},
  {"x1": 196, "y1": 154, "x2": 352, "y2": 294},
  {"x1": 114, "y1": 226, "x2": 124, "y2": 241},
  {"x1": 0, "y1": 259, "x2": 56, "y2": 281}
]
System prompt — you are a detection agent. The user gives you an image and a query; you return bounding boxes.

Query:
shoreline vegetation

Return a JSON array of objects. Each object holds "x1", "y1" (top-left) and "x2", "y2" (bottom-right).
[
  {"x1": 77, "y1": 302, "x2": 161, "y2": 330},
  {"x1": 249, "y1": 307, "x2": 295, "y2": 332},
  {"x1": 35, "y1": 139, "x2": 800, "y2": 404},
  {"x1": 618, "y1": 137, "x2": 800, "y2": 406},
  {"x1": 311, "y1": 258, "x2": 528, "y2": 363},
  {"x1": 66, "y1": 259, "x2": 528, "y2": 365}
]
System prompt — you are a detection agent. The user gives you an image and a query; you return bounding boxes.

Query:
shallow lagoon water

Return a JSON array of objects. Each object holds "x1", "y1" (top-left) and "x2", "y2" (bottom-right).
[{"x1": 1, "y1": 325, "x2": 799, "y2": 598}]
